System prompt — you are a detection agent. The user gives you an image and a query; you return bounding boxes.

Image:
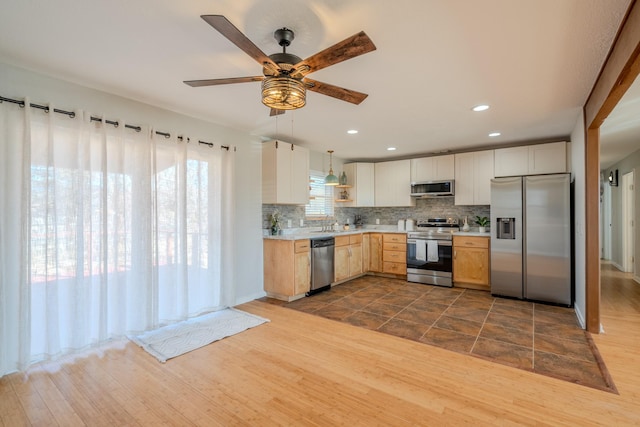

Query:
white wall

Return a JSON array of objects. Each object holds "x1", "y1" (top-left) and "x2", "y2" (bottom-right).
[
  {"x1": 0, "y1": 62, "x2": 265, "y2": 305},
  {"x1": 570, "y1": 111, "x2": 587, "y2": 328}
]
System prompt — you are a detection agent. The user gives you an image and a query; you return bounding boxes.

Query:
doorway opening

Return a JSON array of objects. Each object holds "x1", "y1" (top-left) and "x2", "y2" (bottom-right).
[{"x1": 621, "y1": 170, "x2": 635, "y2": 273}]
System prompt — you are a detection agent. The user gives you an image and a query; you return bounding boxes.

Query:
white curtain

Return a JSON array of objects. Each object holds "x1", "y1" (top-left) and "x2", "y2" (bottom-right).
[{"x1": 0, "y1": 99, "x2": 234, "y2": 375}]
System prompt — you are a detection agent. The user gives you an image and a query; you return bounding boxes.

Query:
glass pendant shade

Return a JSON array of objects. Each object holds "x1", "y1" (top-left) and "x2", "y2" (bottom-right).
[
  {"x1": 325, "y1": 150, "x2": 339, "y2": 185},
  {"x1": 324, "y1": 170, "x2": 339, "y2": 185},
  {"x1": 261, "y1": 77, "x2": 306, "y2": 110}
]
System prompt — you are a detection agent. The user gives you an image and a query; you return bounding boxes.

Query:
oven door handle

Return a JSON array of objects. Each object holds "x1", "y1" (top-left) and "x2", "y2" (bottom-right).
[{"x1": 407, "y1": 239, "x2": 452, "y2": 247}]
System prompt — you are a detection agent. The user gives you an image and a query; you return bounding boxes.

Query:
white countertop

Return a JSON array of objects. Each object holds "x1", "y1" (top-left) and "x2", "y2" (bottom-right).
[
  {"x1": 263, "y1": 225, "x2": 405, "y2": 240},
  {"x1": 452, "y1": 230, "x2": 490, "y2": 237},
  {"x1": 264, "y1": 226, "x2": 490, "y2": 240}
]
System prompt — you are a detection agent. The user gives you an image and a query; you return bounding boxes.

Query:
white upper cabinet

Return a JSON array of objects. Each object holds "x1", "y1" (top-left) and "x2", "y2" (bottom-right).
[
  {"x1": 343, "y1": 163, "x2": 375, "y2": 207},
  {"x1": 375, "y1": 159, "x2": 415, "y2": 207},
  {"x1": 528, "y1": 141, "x2": 567, "y2": 175},
  {"x1": 410, "y1": 154, "x2": 455, "y2": 182},
  {"x1": 454, "y1": 150, "x2": 494, "y2": 206},
  {"x1": 262, "y1": 140, "x2": 309, "y2": 205},
  {"x1": 494, "y1": 141, "x2": 567, "y2": 177}
]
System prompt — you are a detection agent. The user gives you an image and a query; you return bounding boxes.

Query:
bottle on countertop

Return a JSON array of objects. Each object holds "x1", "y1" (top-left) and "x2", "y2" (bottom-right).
[
  {"x1": 462, "y1": 216, "x2": 470, "y2": 232},
  {"x1": 333, "y1": 221, "x2": 340, "y2": 231}
]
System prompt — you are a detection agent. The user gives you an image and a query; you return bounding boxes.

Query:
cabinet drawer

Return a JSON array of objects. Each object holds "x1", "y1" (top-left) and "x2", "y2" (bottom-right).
[
  {"x1": 383, "y1": 261, "x2": 407, "y2": 275},
  {"x1": 335, "y1": 235, "x2": 350, "y2": 247},
  {"x1": 383, "y1": 242, "x2": 405, "y2": 252},
  {"x1": 454, "y1": 236, "x2": 489, "y2": 249},
  {"x1": 349, "y1": 234, "x2": 362, "y2": 245},
  {"x1": 383, "y1": 233, "x2": 407, "y2": 244},
  {"x1": 294, "y1": 239, "x2": 310, "y2": 253},
  {"x1": 383, "y1": 250, "x2": 405, "y2": 263}
]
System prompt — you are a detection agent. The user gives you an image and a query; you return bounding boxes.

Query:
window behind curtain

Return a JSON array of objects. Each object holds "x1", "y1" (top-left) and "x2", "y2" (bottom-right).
[{"x1": 305, "y1": 170, "x2": 334, "y2": 218}]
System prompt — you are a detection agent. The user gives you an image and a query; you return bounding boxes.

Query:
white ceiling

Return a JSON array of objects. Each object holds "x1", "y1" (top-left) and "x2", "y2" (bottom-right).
[{"x1": 0, "y1": 0, "x2": 635, "y2": 165}]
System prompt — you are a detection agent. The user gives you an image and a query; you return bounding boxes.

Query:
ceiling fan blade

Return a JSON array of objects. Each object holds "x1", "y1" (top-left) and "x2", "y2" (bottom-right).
[
  {"x1": 184, "y1": 76, "x2": 265, "y2": 87},
  {"x1": 201, "y1": 15, "x2": 278, "y2": 71},
  {"x1": 270, "y1": 108, "x2": 286, "y2": 117},
  {"x1": 304, "y1": 78, "x2": 368, "y2": 105},
  {"x1": 293, "y1": 31, "x2": 376, "y2": 76}
]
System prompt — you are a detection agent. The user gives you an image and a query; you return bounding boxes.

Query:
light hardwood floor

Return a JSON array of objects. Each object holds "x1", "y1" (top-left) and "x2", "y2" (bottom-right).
[{"x1": 1, "y1": 265, "x2": 639, "y2": 426}]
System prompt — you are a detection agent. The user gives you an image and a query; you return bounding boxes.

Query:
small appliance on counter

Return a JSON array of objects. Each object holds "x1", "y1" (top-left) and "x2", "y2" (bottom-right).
[{"x1": 354, "y1": 215, "x2": 364, "y2": 229}]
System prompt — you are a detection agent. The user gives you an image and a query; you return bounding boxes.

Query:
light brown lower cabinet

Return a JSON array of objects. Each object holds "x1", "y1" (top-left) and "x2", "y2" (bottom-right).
[
  {"x1": 453, "y1": 235, "x2": 490, "y2": 289},
  {"x1": 335, "y1": 234, "x2": 363, "y2": 283},
  {"x1": 263, "y1": 239, "x2": 310, "y2": 301},
  {"x1": 382, "y1": 233, "x2": 407, "y2": 275},
  {"x1": 368, "y1": 233, "x2": 383, "y2": 273}
]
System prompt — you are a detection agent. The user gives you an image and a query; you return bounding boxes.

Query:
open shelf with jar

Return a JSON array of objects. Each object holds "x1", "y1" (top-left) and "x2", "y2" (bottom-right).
[{"x1": 335, "y1": 185, "x2": 352, "y2": 202}]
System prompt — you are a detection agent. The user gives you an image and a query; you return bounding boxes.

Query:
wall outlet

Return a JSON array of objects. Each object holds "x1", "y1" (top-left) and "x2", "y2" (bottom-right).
[
  {"x1": 376, "y1": 218, "x2": 380, "y2": 225},
  {"x1": 287, "y1": 219, "x2": 292, "y2": 228},
  {"x1": 300, "y1": 219, "x2": 304, "y2": 227}
]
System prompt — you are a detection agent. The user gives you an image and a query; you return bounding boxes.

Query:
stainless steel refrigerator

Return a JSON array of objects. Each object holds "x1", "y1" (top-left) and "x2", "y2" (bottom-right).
[{"x1": 490, "y1": 174, "x2": 572, "y2": 306}]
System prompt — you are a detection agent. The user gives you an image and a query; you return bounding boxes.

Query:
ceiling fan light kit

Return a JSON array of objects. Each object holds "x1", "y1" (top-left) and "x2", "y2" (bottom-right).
[
  {"x1": 261, "y1": 76, "x2": 306, "y2": 110},
  {"x1": 184, "y1": 15, "x2": 376, "y2": 114}
]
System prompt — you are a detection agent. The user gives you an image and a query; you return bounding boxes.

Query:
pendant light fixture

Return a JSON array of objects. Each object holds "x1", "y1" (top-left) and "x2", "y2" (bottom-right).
[{"x1": 324, "y1": 150, "x2": 339, "y2": 186}]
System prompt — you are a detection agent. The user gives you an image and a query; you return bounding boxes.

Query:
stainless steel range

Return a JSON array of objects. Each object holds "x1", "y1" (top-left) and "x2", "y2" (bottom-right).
[{"x1": 406, "y1": 218, "x2": 459, "y2": 287}]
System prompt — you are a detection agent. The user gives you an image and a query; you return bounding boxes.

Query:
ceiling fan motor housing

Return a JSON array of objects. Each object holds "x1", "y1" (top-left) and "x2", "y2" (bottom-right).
[{"x1": 274, "y1": 28, "x2": 294, "y2": 47}]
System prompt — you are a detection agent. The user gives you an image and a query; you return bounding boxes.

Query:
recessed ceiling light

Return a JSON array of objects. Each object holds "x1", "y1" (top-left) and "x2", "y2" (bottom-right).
[
  {"x1": 387, "y1": 147, "x2": 396, "y2": 151},
  {"x1": 347, "y1": 129, "x2": 358, "y2": 134},
  {"x1": 472, "y1": 104, "x2": 490, "y2": 112},
  {"x1": 489, "y1": 132, "x2": 501, "y2": 137}
]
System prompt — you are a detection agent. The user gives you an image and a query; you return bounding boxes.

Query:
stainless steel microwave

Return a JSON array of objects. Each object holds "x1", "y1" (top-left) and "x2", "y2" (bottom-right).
[{"x1": 410, "y1": 180, "x2": 455, "y2": 197}]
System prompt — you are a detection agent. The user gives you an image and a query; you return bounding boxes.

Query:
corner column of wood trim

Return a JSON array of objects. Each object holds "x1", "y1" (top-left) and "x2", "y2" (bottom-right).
[{"x1": 585, "y1": 127, "x2": 601, "y2": 333}]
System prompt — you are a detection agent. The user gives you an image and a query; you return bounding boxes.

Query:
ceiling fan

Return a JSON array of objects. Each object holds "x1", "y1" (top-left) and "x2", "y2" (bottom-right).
[{"x1": 184, "y1": 15, "x2": 377, "y2": 116}]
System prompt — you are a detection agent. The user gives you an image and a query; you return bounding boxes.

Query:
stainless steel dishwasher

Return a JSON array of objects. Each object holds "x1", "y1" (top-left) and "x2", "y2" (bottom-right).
[{"x1": 309, "y1": 237, "x2": 335, "y2": 295}]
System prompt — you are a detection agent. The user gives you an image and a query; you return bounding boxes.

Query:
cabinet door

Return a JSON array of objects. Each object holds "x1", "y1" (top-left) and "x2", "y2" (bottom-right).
[
  {"x1": 294, "y1": 251, "x2": 310, "y2": 295},
  {"x1": 369, "y1": 233, "x2": 383, "y2": 272},
  {"x1": 528, "y1": 142, "x2": 566, "y2": 175},
  {"x1": 453, "y1": 247, "x2": 489, "y2": 287},
  {"x1": 335, "y1": 245, "x2": 350, "y2": 282},
  {"x1": 262, "y1": 140, "x2": 309, "y2": 204},
  {"x1": 494, "y1": 146, "x2": 528, "y2": 177},
  {"x1": 411, "y1": 155, "x2": 454, "y2": 182},
  {"x1": 473, "y1": 150, "x2": 494, "y2": 205},
  {"x1": 454, "y1": 152, "x2": 474, "y2": 205},
  {"x1": 455, "y1": 150, "x2": 494, "y2": 206},
  {"x1": 263, "y1": 240, "x2": 295, "y2": 297},
  {"x1": 290, "y1": 144, "x2": 310, "y2": 204},
  {"x1": 344, "y1": 163, "x2": 375, "y2": 207},
  {"x1": 362, "y1": 234, "x2": 371, "y2": 272},
  {"x1": 375, "y1": 160, "x2": 414, "y2": 207},
  {"x1": 434, "y1": 155, "x2": 455, "y2": 180},
  {"x1": 410, "y1": 157, "x2": 434, "y2": 182},
  {"x1": 349, "y1": 244, "x2": 363, "y2": 277}
]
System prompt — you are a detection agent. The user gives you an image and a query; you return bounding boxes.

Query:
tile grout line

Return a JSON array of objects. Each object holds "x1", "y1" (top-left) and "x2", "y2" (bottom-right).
[
  {"x1": 418, "y1": 288, "x2": 465, "y2": 341},
  {"x1": 470, "y1": 295, "x2": 496, "y2": 354}
]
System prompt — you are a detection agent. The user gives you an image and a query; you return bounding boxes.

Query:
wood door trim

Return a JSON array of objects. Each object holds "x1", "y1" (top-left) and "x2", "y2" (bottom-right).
[{"x1": 584, "y1": 0, "x2": 640, "y2": 333}]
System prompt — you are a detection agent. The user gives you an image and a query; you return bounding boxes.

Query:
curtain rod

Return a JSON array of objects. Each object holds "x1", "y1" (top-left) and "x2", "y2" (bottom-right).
[{"x1": 0, "y1": 95, "x2": 229, "y2": 150}]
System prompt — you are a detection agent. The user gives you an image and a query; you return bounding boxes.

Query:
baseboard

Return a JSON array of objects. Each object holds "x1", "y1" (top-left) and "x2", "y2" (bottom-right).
[
  {"x1": 574, "y1": 304, "x2": 586, "y2": 329},
  {"x1": 611, "y1": 262, "x2": 624, "y2": 271},
  {"x1": 235, "y1": 291, "x2": 267, "y2": 306},
  {"x1": 635, "y1": 275, "x2": 640, "y2": 285}
]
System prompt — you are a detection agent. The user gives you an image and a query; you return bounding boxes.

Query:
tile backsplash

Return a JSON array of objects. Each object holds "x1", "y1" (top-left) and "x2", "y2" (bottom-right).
[{"x1": 263, "y1": 197, "x2": 490, "y2": 230}]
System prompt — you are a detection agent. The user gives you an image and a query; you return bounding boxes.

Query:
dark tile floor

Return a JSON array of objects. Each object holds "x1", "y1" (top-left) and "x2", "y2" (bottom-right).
[{"x1": 263, "y1": 275, "x2": 616, "y2": 393}]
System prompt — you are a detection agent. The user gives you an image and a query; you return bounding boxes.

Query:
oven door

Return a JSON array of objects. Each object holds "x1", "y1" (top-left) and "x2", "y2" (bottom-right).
[{"x1": 406, "y1": 239, "x2": 453, "y2": 272}]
